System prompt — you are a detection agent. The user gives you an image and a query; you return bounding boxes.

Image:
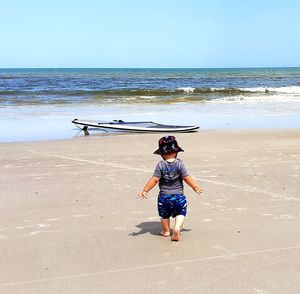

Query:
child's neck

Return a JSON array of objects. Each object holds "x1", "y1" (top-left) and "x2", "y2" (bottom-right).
[
  {"x1": 165, "y1": 158, "x2": 176, "y2": 163},
  {"x1": 162, "y1": 153, "x2": 177, "y2": 162}
]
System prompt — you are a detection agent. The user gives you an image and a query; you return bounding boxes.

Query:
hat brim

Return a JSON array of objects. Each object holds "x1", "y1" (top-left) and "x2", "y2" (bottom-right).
[{"x1": 153, "y1": 147, "x2": 184, "y2": 155}]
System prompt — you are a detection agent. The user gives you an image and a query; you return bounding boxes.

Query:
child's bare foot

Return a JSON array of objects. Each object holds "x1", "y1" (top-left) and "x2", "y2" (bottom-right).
[
  {"x1": 160, "y1": 231, "x2": 171, "y2": 237},
  {"x1": 160, "y1": 218, "x2": 170, "y2": 237},
  {"x1": 171, "y1": 229, "x2": 180, "y2": 241}
]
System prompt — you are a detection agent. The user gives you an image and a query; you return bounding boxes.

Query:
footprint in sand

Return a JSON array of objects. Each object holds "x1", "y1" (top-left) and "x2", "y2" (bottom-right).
[
  {"x1": 253, "y1": 288, "x2": 268, "y2": 293},
  {"x1": 16, "y1": 223, "x2": 52, "y2": 229},
  {"x1": 278, "y1": 214, "x2": 294, "y2": 220},
  {"x1": 114, "y1": 226, "x2": 127, "y2": 231},
  {"x1": 45, "y1": 217, "x2": 62, "y2": 222},
  {"x1": 235, "y1": 207, "x2": 249, "y2": 211},
  {"x1": 262, "y1": 213, "x2": 294, "y2": 220},
  {"x1": 201, "y1": 218, "x2": 213, "y2": 223},
  {"x1": 27, "y1": 230, "x2": 62, "y2": 236},
  {"x1": 72, "y1": 214, "x2": 91, "y2": 218}
]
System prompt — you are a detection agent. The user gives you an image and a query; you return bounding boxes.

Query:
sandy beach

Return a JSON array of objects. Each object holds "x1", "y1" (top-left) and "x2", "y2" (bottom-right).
[{"x1": 0, "y1": 130, "x2": 299, "y2": 294}]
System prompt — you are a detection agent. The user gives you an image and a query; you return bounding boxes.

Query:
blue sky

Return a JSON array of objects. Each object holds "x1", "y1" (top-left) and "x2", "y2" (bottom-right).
[{"x1": 0, "y1": 0, "x2": 300, "y2": 68}]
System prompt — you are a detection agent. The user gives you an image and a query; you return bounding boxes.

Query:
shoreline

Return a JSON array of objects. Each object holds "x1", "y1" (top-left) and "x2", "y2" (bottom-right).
[
  {"x1": 1, "y1": 107, "x2": 300, "y2": 143},
  {"x1": 0, "y1": 127, "x2": 299, "y2": 145}
]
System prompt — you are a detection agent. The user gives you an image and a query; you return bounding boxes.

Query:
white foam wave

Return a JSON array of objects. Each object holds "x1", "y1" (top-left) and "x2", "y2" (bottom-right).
[
  {"x1": 177, "y1": 86, "x2": 300, "y2": 95},
  {"x1": 243, "y1": 86, "x2": 300, "y2": 94},
  {"x1": 178, "y1": 87, "x2": 195, "y2": 93},
  {"x1": 139, "y1": 96, "x2": 157, "y2": 99},
  {"x1": 209, "y1": 94, "x2": 300, "y2": 104}
]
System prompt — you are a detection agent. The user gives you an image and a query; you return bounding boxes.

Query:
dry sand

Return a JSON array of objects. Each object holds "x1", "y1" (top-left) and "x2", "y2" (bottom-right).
[{"x1": 0, "y1": 130, "x2": 299, "y2": 294}]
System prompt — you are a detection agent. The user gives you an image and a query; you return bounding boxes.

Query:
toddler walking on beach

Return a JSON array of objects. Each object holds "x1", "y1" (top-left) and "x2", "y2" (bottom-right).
[{"x1": 138, "y1": 136, "x2": 202, "y2": 241}]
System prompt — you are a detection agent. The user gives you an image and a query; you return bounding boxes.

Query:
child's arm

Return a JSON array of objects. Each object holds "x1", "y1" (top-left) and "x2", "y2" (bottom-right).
[
  {"x1": 183, "y1": 175, "x2": 202, "y2": 194},
  {"x1": 137, "y1": 176, "x2": 160, "y2": 199}
]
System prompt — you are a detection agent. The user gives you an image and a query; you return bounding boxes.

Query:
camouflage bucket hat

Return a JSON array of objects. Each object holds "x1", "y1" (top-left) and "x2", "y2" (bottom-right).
[{"x1": 153, "y1": 136, "x2": 184, "y2": 155}]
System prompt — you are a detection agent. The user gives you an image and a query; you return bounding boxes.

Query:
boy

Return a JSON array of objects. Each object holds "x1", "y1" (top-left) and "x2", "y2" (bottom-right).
[{"x1": 138, "y1": 136, "x2": 202, "y2": 241}]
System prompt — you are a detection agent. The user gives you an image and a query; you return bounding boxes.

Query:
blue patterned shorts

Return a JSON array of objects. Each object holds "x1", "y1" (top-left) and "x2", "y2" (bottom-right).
[{"x1": 157, "y1": 194, "x2": 187, "y2": 219}]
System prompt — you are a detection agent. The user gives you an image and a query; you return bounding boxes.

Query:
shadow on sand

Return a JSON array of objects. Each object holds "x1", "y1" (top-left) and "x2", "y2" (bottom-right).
[{"x1": 129, "y1": 221, "x2": 191, "y2": 237}]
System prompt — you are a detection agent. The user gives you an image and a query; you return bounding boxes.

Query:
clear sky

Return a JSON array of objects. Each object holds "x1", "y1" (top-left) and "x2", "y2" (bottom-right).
[{"x1": 1, "y1": 0, "x2": 300, "y2": 68}]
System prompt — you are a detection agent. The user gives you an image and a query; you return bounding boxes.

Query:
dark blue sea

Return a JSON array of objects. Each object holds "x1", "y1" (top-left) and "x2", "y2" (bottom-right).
[{"x1": 0, "y1": 68, "x2": 300, "y2": 141}]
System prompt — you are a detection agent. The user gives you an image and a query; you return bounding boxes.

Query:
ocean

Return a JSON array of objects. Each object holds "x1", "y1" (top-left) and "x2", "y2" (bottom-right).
[{"x1": 1, "y1": 68, "x2": 300, "y2": 141}]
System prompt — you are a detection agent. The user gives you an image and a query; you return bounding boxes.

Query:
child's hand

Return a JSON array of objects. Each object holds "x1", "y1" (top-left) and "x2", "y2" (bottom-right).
[
  {"x1": 193, "y1": 185, "x2": 202, "y2": 194},
  {"x1": 137, "y1": 191, "x2": 148, "y2": 199}
]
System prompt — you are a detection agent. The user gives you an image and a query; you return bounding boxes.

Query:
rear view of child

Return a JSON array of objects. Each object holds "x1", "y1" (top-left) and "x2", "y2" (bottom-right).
[{"x1": 138, "y1": 136, "x2": 202, "y2": 241}]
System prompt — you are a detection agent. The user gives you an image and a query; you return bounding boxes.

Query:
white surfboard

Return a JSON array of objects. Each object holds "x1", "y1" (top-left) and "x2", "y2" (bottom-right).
[{"x1": 72, "y1": 119, "x2": 199, "y2": 133}]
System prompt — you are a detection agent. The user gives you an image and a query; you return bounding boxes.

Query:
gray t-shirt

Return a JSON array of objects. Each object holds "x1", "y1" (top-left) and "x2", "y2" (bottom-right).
[{"x1": 153, "y1": 158, "x2": 189, "y2": 195}]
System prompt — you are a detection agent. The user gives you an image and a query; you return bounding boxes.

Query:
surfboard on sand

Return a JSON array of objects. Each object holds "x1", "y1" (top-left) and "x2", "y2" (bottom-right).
[{"x1": 72, "y1": 119, "x2": 199, "y2": 133}]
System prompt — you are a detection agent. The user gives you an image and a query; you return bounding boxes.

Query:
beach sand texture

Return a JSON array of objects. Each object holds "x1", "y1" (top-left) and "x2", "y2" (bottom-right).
[{"x1": 0, "y1": 130, "x2": 299, "y2": 294}]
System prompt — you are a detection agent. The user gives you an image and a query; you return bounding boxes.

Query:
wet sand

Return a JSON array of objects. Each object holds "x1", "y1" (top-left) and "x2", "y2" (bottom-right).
[{"x1": 0, "y1": 130, "x2": 299, "y2": 293}]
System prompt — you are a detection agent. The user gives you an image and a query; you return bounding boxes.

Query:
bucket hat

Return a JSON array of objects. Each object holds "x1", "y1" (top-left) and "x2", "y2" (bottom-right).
[{"x1": 153, "y1": 136, "x2": 184, "y2": 155}]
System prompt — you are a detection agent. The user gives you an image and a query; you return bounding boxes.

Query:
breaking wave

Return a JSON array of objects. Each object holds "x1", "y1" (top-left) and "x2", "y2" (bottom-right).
[
  {"x1": 2, "y1": 86, "x2": 300, "y2": 97},
  {"x1": 1, "y1": 86, "x2": 300, "y2": 106}
]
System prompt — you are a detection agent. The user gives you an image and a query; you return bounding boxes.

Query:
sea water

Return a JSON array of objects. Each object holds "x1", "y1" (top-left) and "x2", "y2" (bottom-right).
[{"x1": 1, "y1": 68, "x2": 300, "y2": 142}]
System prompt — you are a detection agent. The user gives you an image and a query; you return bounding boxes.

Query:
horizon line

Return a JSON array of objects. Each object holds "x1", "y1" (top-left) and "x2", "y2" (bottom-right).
[{"x1": 0, "y1": 66, "x2": 300, "y2": 70}]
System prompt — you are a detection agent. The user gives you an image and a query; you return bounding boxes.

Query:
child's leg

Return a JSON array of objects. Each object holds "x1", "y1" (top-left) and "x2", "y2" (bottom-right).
[
  {"x1": 174, "y1": 215, "x2": 185, "y2": 230},
  {"x1": 160, "y1": 218, "x2": 170, "y2": 237},
  {"x1": 172, "y1": 215, "x2": 185, "y2": 241}
]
